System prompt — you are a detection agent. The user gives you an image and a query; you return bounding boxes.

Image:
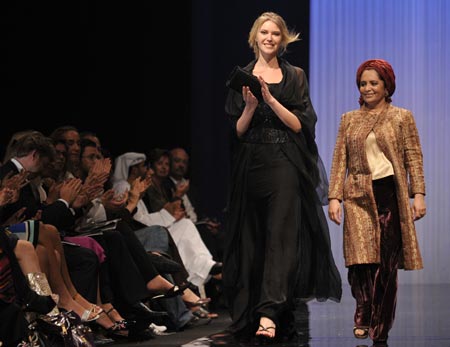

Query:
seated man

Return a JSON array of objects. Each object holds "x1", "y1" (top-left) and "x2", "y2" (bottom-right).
[{"x1": 111, "y1": 152, "x2": 222, "y2": 288}]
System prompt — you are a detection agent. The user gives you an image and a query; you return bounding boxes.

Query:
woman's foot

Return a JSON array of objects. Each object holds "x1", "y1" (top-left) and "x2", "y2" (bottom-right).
[
  {"x1": 353, "y1": 326, "x2": 369, "y2": 339},
  {"x1": 146, "y1": 274, "x2": 179, "y2": 293},
  {"x1": 102, "y1": 304, "x2": 123, "y2": 322},
  {"x1": 58, "y1": 296, "x2": 98, "y2": 322},
  {"x1": 73, "y1": 292, "x2": 103, "y2": 317},
  {"x1": 182, "y1": 288, "x2": 211, "y2": 307},
  {"x1": 94, "y1": 310, "x2": 129, "y2": 339},
  {"x1": 95, "y1": 310, "x2": 116, "y2": 330},
  {"x1": 256, "y1": 317, "x2": 276, "y2": 339},
  {"x1": 191, "y1": 306, "x2": 219, "y2": 319},
  {"x1": 151, "y1": 283, "x2": 188, "y2": 300},
  {"x1": 103, "y1": 304, "x2": 133, "y2": 330}
]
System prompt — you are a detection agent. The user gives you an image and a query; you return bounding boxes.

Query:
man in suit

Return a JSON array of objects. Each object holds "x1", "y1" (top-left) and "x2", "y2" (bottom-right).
[
  {"x1": 168, "y1": 148, "x2": 224, "y2": 263},
  {"x1": 0, "y1": 131, "x2": 78, "y2": 230},
  {"x1": 0, "y1": 130, "x2": 101, "y2": 321}
]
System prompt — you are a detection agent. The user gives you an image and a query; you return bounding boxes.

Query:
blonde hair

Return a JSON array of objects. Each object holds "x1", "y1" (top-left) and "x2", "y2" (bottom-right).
[{"x1": 248, "y1": 12, "x2": 300, "y2": 58}]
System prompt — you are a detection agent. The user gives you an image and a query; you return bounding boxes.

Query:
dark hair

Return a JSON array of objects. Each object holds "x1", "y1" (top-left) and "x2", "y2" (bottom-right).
[
  {"x1": 49, "y1": 125, "x2": 79, "y2": 142},
  {"x1": 80, "y1": 139, "x2": 98, "y2": 157},
  {"x1": 13, "y1": 131, "x2": 56, "y2": 161},
  {"x1": 147, "y1": 148, "x2": 170, "y2": 168}
]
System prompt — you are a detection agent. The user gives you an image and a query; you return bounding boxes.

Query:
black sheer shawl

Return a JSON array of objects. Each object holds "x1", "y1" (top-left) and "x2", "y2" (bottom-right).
[
  {"x1": 225, "y1": 58, "x2": 329, "y2": 205},
  {"x1": 223, "y1": 58, "x2": 341, "y2": 307}
]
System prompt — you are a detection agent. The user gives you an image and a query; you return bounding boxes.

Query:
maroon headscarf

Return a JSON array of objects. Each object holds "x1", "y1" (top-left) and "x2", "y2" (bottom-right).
[{"x1": 356, "y1": 59, "x2": 396, "y2": 105}]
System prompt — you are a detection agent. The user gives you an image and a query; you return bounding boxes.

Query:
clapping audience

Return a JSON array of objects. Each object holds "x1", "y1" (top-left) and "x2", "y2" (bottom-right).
[{"x1": 0, "y1": 128, "x2": 223, "y2": 346}]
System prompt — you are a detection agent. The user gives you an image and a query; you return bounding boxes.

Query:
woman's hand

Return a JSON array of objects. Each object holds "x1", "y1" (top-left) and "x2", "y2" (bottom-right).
[
  {"x1": 257, "y1": 75, "x2": 275, "y2": 105},
  {"x1": 412, "y1": 193, "x2": 426, "y2": 220},
  {"x1": 236, "y1": 86, "x2": 258, "y2": 137},
  {"x1": 328, "y1": 198, "x2": 342, "y2": 225},
  {"x1": 242, "y1": 86, "x2": 258, "y2": 109}
]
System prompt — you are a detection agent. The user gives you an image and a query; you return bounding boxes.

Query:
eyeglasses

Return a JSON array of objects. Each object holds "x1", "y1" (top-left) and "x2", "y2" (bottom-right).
[{"x1": 82, "y1": 154, "x2": 102, "y2": 160}]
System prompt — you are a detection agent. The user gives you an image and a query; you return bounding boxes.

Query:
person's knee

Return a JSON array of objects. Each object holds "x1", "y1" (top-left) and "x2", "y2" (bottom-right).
[
  {"x1": 150, "y1": 226, "x2": 169, "y2": 242},
  {"x1": 40, "y1": 223, "x2": 61, "y2": 241},
  {"x1": 143, "y1": 225, "x2": 170, "y2": 252},
  {"x1": 14, "y1": 239, "x2": 34, "y2": 255}
]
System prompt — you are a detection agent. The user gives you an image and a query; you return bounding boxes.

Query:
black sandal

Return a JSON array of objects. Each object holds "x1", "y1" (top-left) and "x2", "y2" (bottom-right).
[
  {"x1": 105, "y1": 307, "x2": 133, "y2": 330},
  {"x1": 92, "y1": 311, "x2": 129, "y2": 340},
  {"x1": 151, "y1": 283, "x2": 188, "y2": 300},
  {"x1": 192, "y1": 306, "x2": 219, "y2": 319},
  {"x1": 256, "y1": 324, "x2": 276, "y2": 340}
]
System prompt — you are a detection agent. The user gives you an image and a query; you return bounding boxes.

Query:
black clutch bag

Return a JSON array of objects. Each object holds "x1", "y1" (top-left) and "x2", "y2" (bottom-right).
[{"x1": 226, "y1": 66, "x2": 263, "y2": 100}]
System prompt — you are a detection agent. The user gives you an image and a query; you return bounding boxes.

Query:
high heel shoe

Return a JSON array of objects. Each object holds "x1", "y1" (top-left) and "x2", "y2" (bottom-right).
[
  {"x1": 151, "y1": 283, "x2": 188, "y2": 300},
  {"x1": 105, "y1": 306, "x2": 133, "y2": 330},
  {"x1": 80, "y1": 307, "x2": 100, "y2": 322},
  {"x1": 184, "y1": 297, "x2": 211, "y2": 308},
  {"x1": 192, "y1": 306, "x2": 219, "y2": 319},
  {"x1": 73, "y1": 292, "x2": 104, "y2": 317},
  {"x1": 91, "y1": 310, "x2": 129, "y2": 340}
]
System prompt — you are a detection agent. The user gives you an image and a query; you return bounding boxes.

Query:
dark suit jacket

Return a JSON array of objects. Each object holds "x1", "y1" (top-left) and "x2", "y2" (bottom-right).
[
  {"x1": 0, "y1": 160, "x2": 75, "y2": 230},
  {"x1": 164, "y1": 177, "x2": 201, "y2": 213}
]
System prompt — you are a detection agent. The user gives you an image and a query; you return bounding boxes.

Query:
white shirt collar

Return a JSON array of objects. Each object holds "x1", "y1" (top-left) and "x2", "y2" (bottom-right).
[{"x1": 11, "y1": 158, "x2": 25, "y2": 172}]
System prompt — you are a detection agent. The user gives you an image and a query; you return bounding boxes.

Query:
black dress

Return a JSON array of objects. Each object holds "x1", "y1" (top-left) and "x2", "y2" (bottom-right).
[{"x1": 223, "y1": 58, "x2": 342, "y2": 339}]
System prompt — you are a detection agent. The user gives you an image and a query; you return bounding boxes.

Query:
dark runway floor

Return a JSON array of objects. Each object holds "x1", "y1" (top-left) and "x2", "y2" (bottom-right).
[{"x1": 110, "y1": 284, "x2": 450, "y2": 347}]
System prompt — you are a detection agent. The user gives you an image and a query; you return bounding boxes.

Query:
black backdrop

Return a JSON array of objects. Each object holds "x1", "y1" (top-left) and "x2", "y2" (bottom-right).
[{"x1": 2, "y1": 0, "x2": 309, "y2": 220}]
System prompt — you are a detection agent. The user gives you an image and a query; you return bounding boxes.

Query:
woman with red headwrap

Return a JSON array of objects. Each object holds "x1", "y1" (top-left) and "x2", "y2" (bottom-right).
[{"x1": 328, "y1": 59, "x2": 426, "y2": 346}]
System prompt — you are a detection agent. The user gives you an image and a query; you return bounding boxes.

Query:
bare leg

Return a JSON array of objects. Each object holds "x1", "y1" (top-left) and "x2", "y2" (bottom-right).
[
  {"x1": 52, "y1": 249, "x2": 98, "y2": 320},
  {"x1": 35, "y1": 244, "x2": 50, "y2": 275},
  {"x1": 182, "y1": 288, "x2": 218, "y2": 319},
  {"x1": 41, "y1": 224, "x2": 101, "y2": 312},
  {"x1": 40, "y1": 224, "x2": 81, "y2": 297},
  {"x1": 14, "y1": 240, "x2": 58, "y2": 315},
  {"x1": 14, "y1": 240, "x2": 43, "y2": 274},
  {"x1": 36, "y1": 223, "x2": 98, "y2": 320},
  {"x1": 101, "y1": 302, "x2": 126, "y2": 325},
  {"x1": 182, "y1": 288, "x2": 201, "y2": 303},
  {"x1": 146, "y1": 274, "x2": 178, "y2": 292}
]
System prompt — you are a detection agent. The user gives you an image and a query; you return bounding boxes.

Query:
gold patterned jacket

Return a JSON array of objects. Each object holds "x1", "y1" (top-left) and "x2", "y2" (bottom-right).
[{"x1": 328, "y1": 104, "x2": 425, "y2": 270}]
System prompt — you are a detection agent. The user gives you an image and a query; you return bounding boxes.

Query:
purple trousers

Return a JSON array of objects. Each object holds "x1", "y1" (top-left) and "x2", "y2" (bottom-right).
[{"x1": 348, "y1": 175, "x2": 402, "y2": 342}]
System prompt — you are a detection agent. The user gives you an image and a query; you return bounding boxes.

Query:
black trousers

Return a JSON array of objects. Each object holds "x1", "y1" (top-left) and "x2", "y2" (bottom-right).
[
  {"x1": 93, "y1": 230, "x2": 150, "y2": 306},
  {"x1": 64, "y1": 244, "x2": 99, "y2": 303},
  {"x1": 114, "y1": 221, "x2": 160, "y2": 282}
]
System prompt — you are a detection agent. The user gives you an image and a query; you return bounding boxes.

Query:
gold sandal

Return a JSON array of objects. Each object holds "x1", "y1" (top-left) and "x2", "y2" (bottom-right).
[{"x1": 353, "y1": 326, "x2": 369, "y2": 339}]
